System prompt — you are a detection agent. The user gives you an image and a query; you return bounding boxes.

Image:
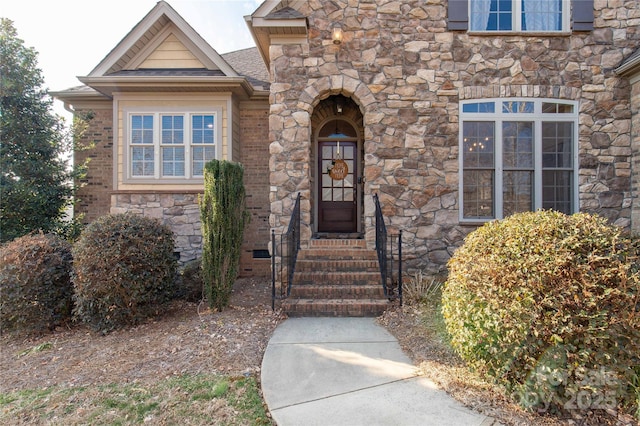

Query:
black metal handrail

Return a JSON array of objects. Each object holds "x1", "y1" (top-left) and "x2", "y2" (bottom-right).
[
  {"x1": 271, "y1": 193, "x2": 301, "y2": 310},
  {"x1": 374, "y1": 193, "x2": 403, "y2": 306}
]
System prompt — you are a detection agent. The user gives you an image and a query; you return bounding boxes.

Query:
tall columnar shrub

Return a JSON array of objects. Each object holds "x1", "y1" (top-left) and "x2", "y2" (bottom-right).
[
  {"x1": 200, "y1": 160, "x2": 248, "y2": 310},
  {"x1": 72, "y1": 214, "x2": 177, "y2": 333},
  {"x1": 442, "y1": 211, "x2": 639, "y2": 417},
  {"x1": 0, "y1": 233, "x2": 73, "y2": 334}
]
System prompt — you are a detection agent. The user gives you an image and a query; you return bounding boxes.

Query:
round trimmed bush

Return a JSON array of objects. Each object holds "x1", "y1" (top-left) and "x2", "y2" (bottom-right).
[
  {"x1": 0, "y1": 233, "x2": 73, "y2": 334},
  {"x1": 442, "y1": 211, "x2": 639, "y2": 415},
  {"x1": 72, "y1": 213, "x2": 177, "y2": 333}
]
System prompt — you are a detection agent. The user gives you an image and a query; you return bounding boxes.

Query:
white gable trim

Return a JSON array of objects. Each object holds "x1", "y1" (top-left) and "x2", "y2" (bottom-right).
[
  {"x1": 126, "y1": 23, "x2": 216, "y2": 71},
  {"x1": 251, "y1": 0, "x2": 281, "y2": 19}
]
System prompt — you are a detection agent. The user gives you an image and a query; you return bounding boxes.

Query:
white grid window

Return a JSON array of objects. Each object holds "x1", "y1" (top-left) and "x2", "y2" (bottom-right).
[
  {"x1": 470, "y1": 0, "x2": 568, "y2": 32},
  {"x1": 127, "y1": 111, "x2": 218, "y2": 181},
  {"x1": 460, "y1": 98, "x2": 578, "y2": 221},
  {"x1": 191, "y1": 114, "x2": 216, "y2": 177},
  {"x1": 131, "y1": 115, "x2": 155, "y2": 177}
]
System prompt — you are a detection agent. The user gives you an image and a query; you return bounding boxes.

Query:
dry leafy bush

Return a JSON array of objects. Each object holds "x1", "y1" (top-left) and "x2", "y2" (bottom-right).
[
  {"x1": 442, "y1": 211, "x2": 640, "y2": 418},
  {"x1": 72, "y1": 214, "x2": 177, "y2": 333},
  {"x1": 174, "y1": 258, "x2": 204, "y2": 302},
  {"x1": 0, "y1": 233, "x2": 73, "y2": 334},
  {"x1": 403, "y1": 270, "x2": 444, "y2": 305}
]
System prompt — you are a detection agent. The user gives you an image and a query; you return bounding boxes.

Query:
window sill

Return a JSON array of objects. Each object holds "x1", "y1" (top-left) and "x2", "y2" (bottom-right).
[
  {"x1": 467, "y1": 31, "x2": 571, "y2": 37},
  {"x1": 459, "y1": 218, "x2": 494, "y2": 226},
  {"x1": 122, "y1": 178, "x2": 205, "y2": 185}
]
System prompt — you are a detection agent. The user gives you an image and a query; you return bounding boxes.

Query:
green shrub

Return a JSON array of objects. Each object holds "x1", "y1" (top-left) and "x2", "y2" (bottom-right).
[
  {"x1": 174, "y1": 258, "x2": 204, "y2": 302},
  {"x1": 200, "y1": 160, "x2": 248, "y2": 311},
  {"x1": 442, "y1": 211, "x2": 640, "y2": 416},
  {"x1": 72, "y1": 214, "x2": 177, "y2": 333},
  {"x1": 0, "y1": 233, "x2": 73, "y2": 334}
]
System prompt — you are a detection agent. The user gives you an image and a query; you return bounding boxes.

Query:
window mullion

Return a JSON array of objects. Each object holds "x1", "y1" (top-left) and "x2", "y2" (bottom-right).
[
  {"x1": 572, "y1": 120, "x2": 579, "y2": 212},
  {"x1": 154, "y1": 113, "x2": 160, "y2": 180},
  {"x1": 186, "y1": 114, "x2": 191, "y2": 179},
  {"x1": 495, "y1": 120, "x2": 503, "y2": 219},
  {"x1": 514, "y1": 0, "x2": 522, "y2": 32},
  {"x1": 534, "y1": 120, "x2": 543, "y2": 211}
]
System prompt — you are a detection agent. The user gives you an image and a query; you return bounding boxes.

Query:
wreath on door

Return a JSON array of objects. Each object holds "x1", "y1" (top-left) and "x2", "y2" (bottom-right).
[
  {"x1": 327, "y1": 142, "x2": 348, "y2": 181},
  {"x1": 329, "y1": 158, "x2": 348, "y2": 180}
]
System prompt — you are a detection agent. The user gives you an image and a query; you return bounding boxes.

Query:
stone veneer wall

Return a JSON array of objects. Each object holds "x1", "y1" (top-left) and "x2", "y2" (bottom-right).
[
  {"x1": 111, "y1": 193, "x2": 203, "y2": 264},
  {"x1": 631, "y1": 78, "x2": 640, "y2": 232},
  {"x1": 268, "y1": 0, "x2": 640, "y2": 273}
]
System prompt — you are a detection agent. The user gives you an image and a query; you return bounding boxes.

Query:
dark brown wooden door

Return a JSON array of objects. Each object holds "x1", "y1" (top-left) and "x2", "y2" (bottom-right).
[{"x1": 318, "y1": 141, "x2": 357, "y2": 232}]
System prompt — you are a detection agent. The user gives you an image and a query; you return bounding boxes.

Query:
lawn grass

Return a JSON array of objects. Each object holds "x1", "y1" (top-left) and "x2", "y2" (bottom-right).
[{"x1": 0, "y1": 374, "x2": 272, "y2": 425}]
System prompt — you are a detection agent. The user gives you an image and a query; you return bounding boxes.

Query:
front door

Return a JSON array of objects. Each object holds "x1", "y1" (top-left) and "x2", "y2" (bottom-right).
[{"x1": 318, "y1": 140, "x2": 357, "y2": 232}]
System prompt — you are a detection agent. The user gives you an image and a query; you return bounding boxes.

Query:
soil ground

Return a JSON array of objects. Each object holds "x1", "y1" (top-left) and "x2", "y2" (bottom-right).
[
  {"x1": 1, "y1": 279, "x2": 636, "y2": 425},
  {"x1": 1, "y1": 278, "x2": 284, "y2": 392}
]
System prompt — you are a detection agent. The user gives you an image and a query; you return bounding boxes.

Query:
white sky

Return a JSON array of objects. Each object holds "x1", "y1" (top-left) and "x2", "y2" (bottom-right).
[{"x1": 1, "y1": 0, "x2": 263, "y2": 118}]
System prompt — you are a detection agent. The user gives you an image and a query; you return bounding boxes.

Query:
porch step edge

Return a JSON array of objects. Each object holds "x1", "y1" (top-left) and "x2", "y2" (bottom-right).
[
  {"x1": 289, "y1": 284, "x2": 385, "y2": 298},
  {"x1": 282, "y1": 298, "x2": 391, "y2": 317}
]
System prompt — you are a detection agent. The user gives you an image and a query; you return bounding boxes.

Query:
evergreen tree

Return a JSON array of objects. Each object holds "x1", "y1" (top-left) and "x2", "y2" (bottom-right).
[
  {"x1": 200, "y1": 160, "x2": 249, "y2": 310},
  {"x1": 0, "y1": 18, "x2": 75, "y2": 242}
]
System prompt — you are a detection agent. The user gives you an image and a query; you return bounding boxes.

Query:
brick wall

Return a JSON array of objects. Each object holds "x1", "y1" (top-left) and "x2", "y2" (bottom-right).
[
  {"x1": 75, "y1": 108, "x2": 113, "y2": 223},
  {"x1": 239, "y1": 105, "x2": 271, "y2": 277}
]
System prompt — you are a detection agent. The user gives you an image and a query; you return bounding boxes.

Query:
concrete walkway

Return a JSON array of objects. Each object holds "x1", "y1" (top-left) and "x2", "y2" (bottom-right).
[{"x1": 261, "y1": 317, "x2": 497, "y2": 426}]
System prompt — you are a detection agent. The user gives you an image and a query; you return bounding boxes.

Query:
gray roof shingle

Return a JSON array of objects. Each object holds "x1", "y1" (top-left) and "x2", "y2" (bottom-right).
[
  {"x1": 222, "y1": 47, "x2": 270, "y2": 90},
  {"x1": 265, "y1": 6, "x2": 305, "y2": 20}
]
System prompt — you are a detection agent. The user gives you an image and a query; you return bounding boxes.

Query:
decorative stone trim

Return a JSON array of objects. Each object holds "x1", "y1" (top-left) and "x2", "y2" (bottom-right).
[{"x1": 459, "y1": 85, "x2": 581, "y2": 101}]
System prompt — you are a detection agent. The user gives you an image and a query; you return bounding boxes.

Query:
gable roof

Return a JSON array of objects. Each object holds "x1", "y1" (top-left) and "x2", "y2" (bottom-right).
[
  {"x1": 265, "y1": 6, "x2": 305, "y2": 20},
  {"x1": 88, "y1": 1, "x2": 236, "y2": 78},
  {"x1": 245, "y1": 0, "x2": 307, "y2": 68},
  {"x1": 65, "y1": 1, "x2": 270, "y2": 100}
]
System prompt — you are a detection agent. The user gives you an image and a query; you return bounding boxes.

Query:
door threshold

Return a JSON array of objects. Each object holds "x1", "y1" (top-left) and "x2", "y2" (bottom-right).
[{"x1": 313, "y1": 232, "x2": 364, "y2": 239}]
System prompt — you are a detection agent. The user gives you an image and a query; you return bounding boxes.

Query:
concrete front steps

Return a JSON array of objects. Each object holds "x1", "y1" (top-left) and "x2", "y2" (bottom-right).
[{"x1": 282, "y1": 239, "x2": 392, "y2": 317}]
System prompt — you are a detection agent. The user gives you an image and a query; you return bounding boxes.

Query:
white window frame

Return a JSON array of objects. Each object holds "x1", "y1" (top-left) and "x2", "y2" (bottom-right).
[
  {"x1": 124, "y1": 107, "x2": 222, "y2": 183},
  {"x1": 469, "y1": 0, "x2": 571, "y2": 33},
  {"x1": 458, "y1": 98, "x2": 579, "y2": 223}
]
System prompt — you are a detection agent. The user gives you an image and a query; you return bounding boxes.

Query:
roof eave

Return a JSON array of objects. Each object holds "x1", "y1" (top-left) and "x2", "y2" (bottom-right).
[
  {"x1": 78, "y1": 75, "x2": 261, "y2": 99},
  {"x1": 245, "y1": 16, "x2": 307, "y2": 70},
  {"x1": 50, "y1": 87, "x2": 111, "y2": 103},
  {"x1": 245, "y1": 17, "x2": 271, "y2": 69},
  {"x1": 616, "y1": 56, "x2": 640, "y2": 77}
]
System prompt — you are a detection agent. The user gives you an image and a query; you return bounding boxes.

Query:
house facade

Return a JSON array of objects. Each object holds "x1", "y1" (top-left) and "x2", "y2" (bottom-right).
[{"x1": 55, "y1": 0, "x2": 640, "y2": 277}]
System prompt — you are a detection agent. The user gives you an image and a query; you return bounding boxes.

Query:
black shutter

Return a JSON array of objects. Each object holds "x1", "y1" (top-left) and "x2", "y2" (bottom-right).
[
  {"x1": 573, "y1": 0, "x2": 594, "y2": 31},
  {"x1": 448, "y1": 0, "x2": 469, "y2": 31}
]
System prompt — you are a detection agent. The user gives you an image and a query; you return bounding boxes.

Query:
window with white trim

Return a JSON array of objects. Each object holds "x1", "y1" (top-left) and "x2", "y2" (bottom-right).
[
  {"x1": 128, "y1": 110, "x2": 218, "y2": 181},
  {"x1": 470, "y1": 0, "x2": 568, "y2": 32},
  {"x1": 460, "y1": 98, "x2": 578, "y2": 221}
]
